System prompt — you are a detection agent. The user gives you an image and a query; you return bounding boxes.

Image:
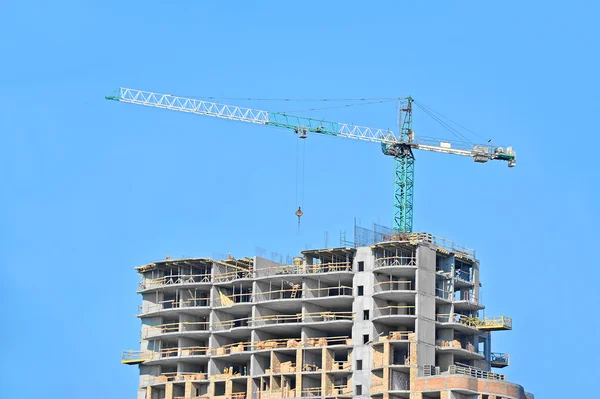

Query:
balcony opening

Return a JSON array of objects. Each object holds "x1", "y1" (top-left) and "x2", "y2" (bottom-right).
[
  {"x1": 162, "y1": 292, "x2": 177, "y2": 309},
  {"x1": 390, "y1": 369, "x2": 410, "y2": 390},
  {"x1": 301, "y1": 375, "x2": 322, "y2": 397},
  {"x1": 283, "y1": 376, "x2": 296, "y2": 396},
  {"x1": 214, "y1": 382, "x2": 225, "y2": 396},
  {"x1": 301, "y1": 350, "x2": 322, "y2": 371},
  {"x1": 373, "y1": 244, "x2": 416, "y2": 269},
  {"x1": 455, "y1": 259, "x2": 473, "y2": 282},
  {"x1": 392, "y1": 347, "x2": 409, "y2": 366},
  {"x1": 435, "y1": 253, "x2": 452, "y2": 273},
  {"x1": 192, "y1": 381, "x2": 208, "y2": 397},
  {"x1": 331, "y1": 349, "x2": 350, "y2": 371},
  {"x1": 331, "y1": 376, "x2": 349, "y2": 395},
  {"x1": 232, "y1": 380, "x2": 247, "y2": 398}
]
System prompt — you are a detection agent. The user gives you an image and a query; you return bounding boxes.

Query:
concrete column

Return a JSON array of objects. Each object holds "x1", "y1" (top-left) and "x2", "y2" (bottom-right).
[{"x1": 165, "y1": 383, "x2": 173, "y2": 399}]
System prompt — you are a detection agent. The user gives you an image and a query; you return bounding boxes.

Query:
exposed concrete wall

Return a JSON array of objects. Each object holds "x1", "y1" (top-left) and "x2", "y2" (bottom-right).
[
  {"x1": 351, "y1": 246, "x2": 374, "y2": 396},
  {"x1": 416, "y1": 244, "x2": 436, "y2": 372}
]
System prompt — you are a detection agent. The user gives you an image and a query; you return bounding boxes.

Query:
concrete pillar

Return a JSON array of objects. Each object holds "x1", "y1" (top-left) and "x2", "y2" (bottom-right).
[
  {"x1": 184, "y1": 382, "x2": 193, "y2": 398},
  {"x1": 165, "y1": 383, "x2": 173, "y2": 399}
]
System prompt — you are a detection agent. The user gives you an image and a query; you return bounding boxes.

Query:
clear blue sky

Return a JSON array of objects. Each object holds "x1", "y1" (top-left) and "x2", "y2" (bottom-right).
[{"x1": 1, "y1": 1, "x2": 597, "y2": 398}]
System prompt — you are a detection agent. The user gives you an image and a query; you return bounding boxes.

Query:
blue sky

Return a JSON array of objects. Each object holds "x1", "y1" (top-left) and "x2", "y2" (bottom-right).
[{"x1": 1, "y1": 1, "x2": 598, "y2": 398}]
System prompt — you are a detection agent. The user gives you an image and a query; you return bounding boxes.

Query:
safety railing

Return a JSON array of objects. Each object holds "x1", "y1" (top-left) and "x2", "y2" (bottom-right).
[
  {"x1": 436, "y1": 314, "x2": 511, "y2": 331},
  {"x1": 212, "y1": 342, "x2": 253, "y2": 356},
  {"x1": 435, "y1": 339, "x2": 481, "y2": 354},
  {"x1": 491, "y1": 352, "x2": 510, "y2": 366},
  {"x1": 214, "y1": 291, "x2": 253, "y2": 307},
  {"x1": 301, "y1": 387, "x2": 322, "y2": 397},
  {"x1": 476, "y1": 316, "x2": 512, "y2": 330},
  {"x1": 256, "y1": 261, "x2": 352, "y2": 278},
  {"x1": 158, "y1": 346, "x2": 211, "y2": 359},
  {"x1": 455, "y1": 291, "x2": 478, "y2": 303},
  {"x1": 436, "y1": 313, "x2": 478, "y2": 328},
  {"x1": 435, "y1": 288, "x2": 452, "y2": 300},
  {"x1": 302, "y1": 311, "x2": 354, "y2": 322},
  {"x1": 252, "y1": 313, "x2": 303, "y2": 326},
  {"x1": 231, "y1": 392, "x2": 246, "y2": 399},
  {"x1": 137, "y1": 336, "x2": 354, "y2": 365},
  {"x1": 454, "y1": 269, "x2": 473, "y2": 282},
  {"x1": 331, "y1": 360, "x2": 352, "y2": 371},
  {"x1": 213, "y1": 317, "x2": 252, "y2": 331},
  {"x1": 213, "y1": 270, "x2": 252, "y2": 283},
  {"x1": 447, "y1": 365, "x2": 505, "y2": 380},
  {"x1": 138, "y1": 297, "x2": 210, "y2": 315},
  {"x1": 307, "y1": 285, "x2": 353, "y2": 298},
  {"x1": 121, "y1": 350, "x2": 153, "y2": 364},
  {"x1": 215, "y1": 311, "x2": 354, "y2": 330},
  {"x1": 374, "y1": 255, "x2": 416, "y2": 268},
  {"x1": 254, "y1": 287, "x2": 302, "y2": 302},
  {"x1": 374, "y1": 280, "x2": 414, "y2": 292},
  {"x1": 331, "y1": 384, "x2": 352, "y2": 395},
  {"x1": 144, "y1": 321, "x2": 210, "y2": 338},
  {"x1": 377, "y1": 330, "x2": 414, "y2": 342},
  {"x1": 374, "y1": 305, "x2": 416, "y2": 317},
  {"x1": 144, "y1": 372, "x2": 208, "y2": 385},
  {"x1": 139, "y1": 273, "x2": 212, "y2": 290}
]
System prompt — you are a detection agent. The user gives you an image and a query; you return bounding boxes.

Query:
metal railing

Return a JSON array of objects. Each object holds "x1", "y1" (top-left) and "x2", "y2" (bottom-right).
[
  {"x1": 213, "y1": 270, "x2": 252, "y2": 283},
  {"x1": 139, "y1": 273, "x2": 211, "y2": 290},
  {"x1": 308, "y1": 286, "x2": 353, "y2": 298},
  {"x1": 437, "y1": 313, "x2": 478, "y2": 327},
  {"x1": 301, "y1": 387, "x2": 322, "y2": 397},
  {"x1": 252, "y1": 286, "x2": 352, "y2": 302},
  {"x1": 491, "y1": 352, "x2": 510, "y2": 365},
  {"x1": 375, "y1": 305, "x2": 416, "y2": 317},
  {"x1": 331, "y1": 360, "x2": 352, "y2": 371},
  {"x1": 436, "y1": 314, "x2": 511, "y2": 330},
  {"x1": 142, "y1": 372, "x2": 208, "y2": 385},
  {"x1": 435, "y1": 339, "x2": 481, "y2": 354},
  {"x1": 374, "y1": 280, "x2": 414, "y2": 292},
  {"x1": 332, "y1": 385, "x2": 352, "y2": 395},
  {"x1": 477, "y1": 316, "x2": 512, "y2": 330},
  {"x1": 374, "y1": 255, "x2": 416, "y2": 268},
  {"x1": 455, "y1": 291, "x2": 478, "y2": 303},
  {"x1": 214, "y1": 291, "x2": 253, "y2": 307},
  {"x1": 255, "y1": 261, "x2": 352, "y2": 278},
  {"x1": 138, "y1": 297, "x2": 210, "y2": 315},
  {"x1": 436, "y1": 288, "x2": 452, "y2": 300},
  {"x1": 455, "y1": 269, "x2": 473, "y2": 282},
  {"x1": 144, "y1": 321, "x2": 210, "y2": 338},
  {"x1": 121, "y1": 350, "x2": 152, "y2": 363},
  {"x1": 213, "y1": 311, "x2": 353, "y2": 331}
]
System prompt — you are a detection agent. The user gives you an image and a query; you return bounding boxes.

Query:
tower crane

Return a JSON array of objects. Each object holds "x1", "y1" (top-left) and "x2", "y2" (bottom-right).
[{"x1": 106, "y1": 88, "x2": 516, "y2": 233}]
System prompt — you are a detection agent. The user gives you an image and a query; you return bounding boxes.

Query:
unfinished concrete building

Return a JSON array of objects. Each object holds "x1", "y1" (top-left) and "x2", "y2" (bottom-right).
[{"x1": 123, "y1": 233, "x2": 533, "y2": 399}]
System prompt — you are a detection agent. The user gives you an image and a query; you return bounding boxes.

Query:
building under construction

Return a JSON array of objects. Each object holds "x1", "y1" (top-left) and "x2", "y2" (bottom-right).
[{"x1": 123, "y1": 232, "x2": 533, "y2": 399}]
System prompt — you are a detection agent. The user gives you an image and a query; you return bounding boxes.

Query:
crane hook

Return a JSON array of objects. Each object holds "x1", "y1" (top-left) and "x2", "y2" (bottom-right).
[{"x1": 295, "y1": 206, "x2": 304, "y2": 225}]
